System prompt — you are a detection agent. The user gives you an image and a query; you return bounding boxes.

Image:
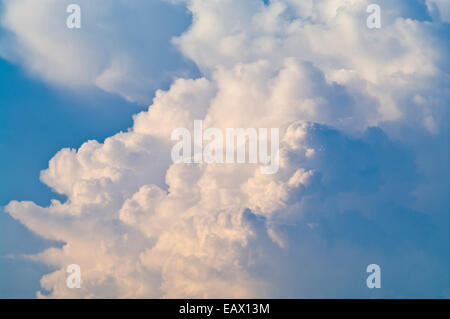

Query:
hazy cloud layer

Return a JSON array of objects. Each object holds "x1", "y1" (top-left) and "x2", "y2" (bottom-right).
[
  {"x1": 0, "y1": 0, "x2": 196, "y2": 104},
  {"x1": 3, "y1": 0, "x2": 449, "y2": 297}
]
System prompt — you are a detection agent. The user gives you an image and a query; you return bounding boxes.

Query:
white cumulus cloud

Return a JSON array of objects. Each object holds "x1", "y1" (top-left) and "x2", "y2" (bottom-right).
[{"x1": 4, "y1": 0, "x2": 450, "y2": 298}]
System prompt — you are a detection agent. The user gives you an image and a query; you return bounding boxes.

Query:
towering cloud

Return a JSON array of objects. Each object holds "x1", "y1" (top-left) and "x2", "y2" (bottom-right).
[{"x1": 3, "y1": 0, "x2": 449, "y2": 298}]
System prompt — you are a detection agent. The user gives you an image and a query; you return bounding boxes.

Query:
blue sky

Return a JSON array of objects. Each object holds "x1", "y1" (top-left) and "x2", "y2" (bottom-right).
[{"x1": 0, "y1": 0, "x2": 449, "y2": 298}]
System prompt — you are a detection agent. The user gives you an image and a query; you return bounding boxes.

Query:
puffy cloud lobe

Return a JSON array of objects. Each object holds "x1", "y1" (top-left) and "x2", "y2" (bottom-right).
[
  {"x1": 177, "y1": 0, "x2": 447, "y2": 132},
  {"x1": 4, "y1": 0, "x2": 450, "y2": 297}
]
